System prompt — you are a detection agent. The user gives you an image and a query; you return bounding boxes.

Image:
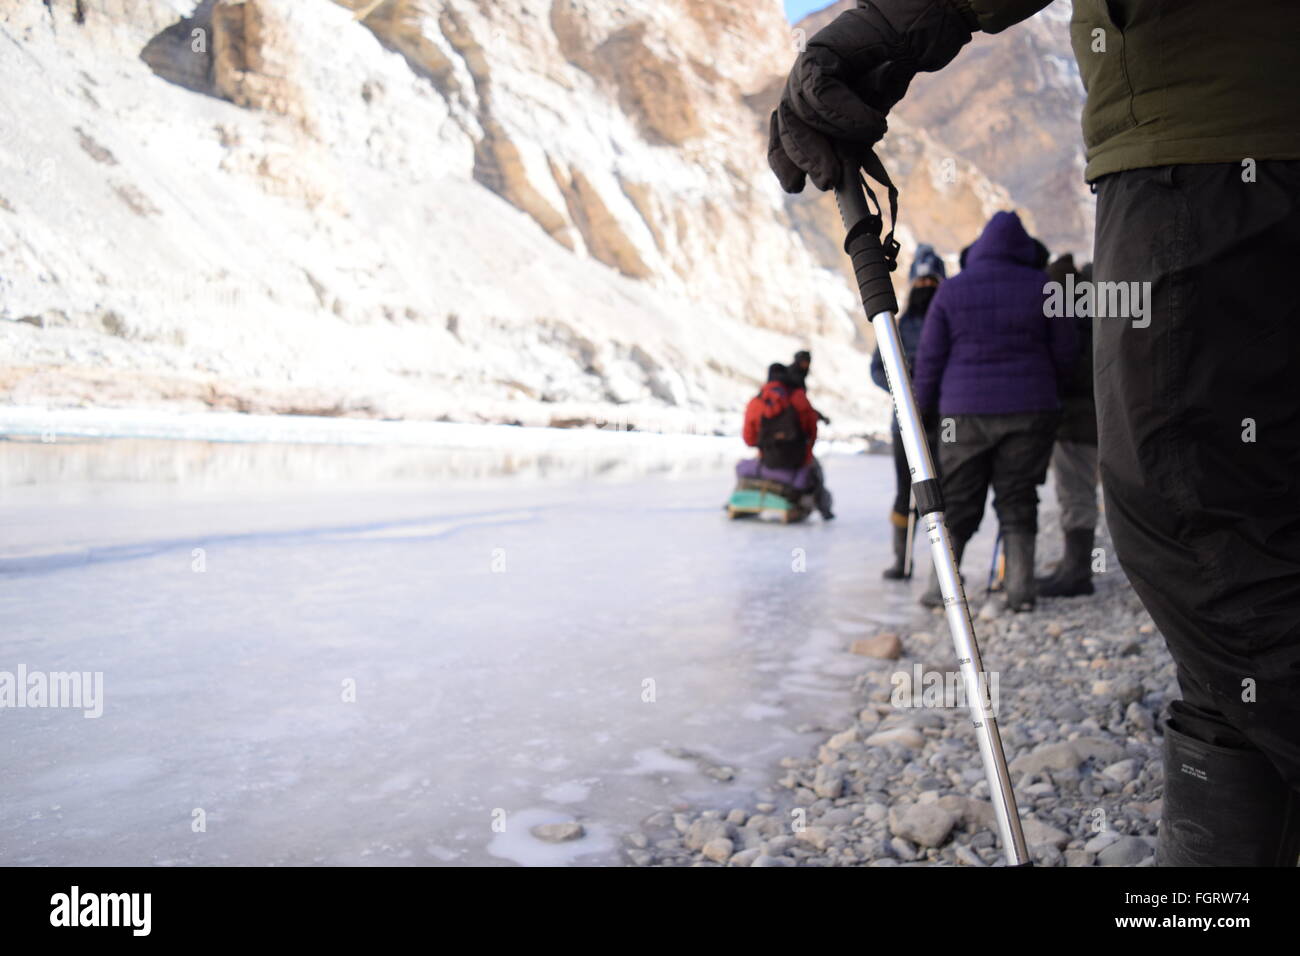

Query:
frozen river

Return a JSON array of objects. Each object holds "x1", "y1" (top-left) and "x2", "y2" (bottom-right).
[{"x1": 0, "y1": 432, "x2": 996, "y2": 866}]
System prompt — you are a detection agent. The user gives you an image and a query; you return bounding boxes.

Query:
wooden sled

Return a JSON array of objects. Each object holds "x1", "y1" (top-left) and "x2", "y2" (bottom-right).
[{"x1": 726, "y1": 478, "x2": 812, "y2": 524}]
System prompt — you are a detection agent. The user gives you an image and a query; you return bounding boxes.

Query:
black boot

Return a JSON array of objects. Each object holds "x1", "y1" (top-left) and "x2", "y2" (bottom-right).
[
  {"x1": 1037, "y1": 528, "x2": 1095, "y2": 597},
  {"x1": 1157, "y1": 720, "x2": 1300, "y2": 866},
  {"x1": 815, "y1": 485, "x2": 834, "y2": 520},
  {"x1": 882, "y1": 520, "x2": 909, "y2": 579},
  {"x1": 920, "y1": 535, "x2": 966, "y2": 608},
  {"x1": 1003, "y1": 531, "x2": 1036, "y2": 612}
]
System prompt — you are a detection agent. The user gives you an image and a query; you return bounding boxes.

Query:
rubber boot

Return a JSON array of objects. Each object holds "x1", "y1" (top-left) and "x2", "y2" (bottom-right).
[
  {"x1": 882, "y1": 519, "x2": 909, "y2": 580},
  {"x1": 919, "y1": 535, "x2": 966, "y2": 608},
  {"x1": 1037, "y1": 527, "x2": 1095, "y2": 597},
  {"x1": 1002, "y1": 531, "x2": 1036, "y2": 612},
  {"x1": 817, "y1": 489, "x2": 835, "y2": 521},
  {"x1": 1157, "y1": 720, "x2": 1300, "y2": 866}
]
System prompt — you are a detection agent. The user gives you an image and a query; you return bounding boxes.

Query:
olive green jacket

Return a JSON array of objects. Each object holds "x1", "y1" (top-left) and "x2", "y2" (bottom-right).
[{"x1": 956, "y1": 0, "x2": 1300, "y2": 180}]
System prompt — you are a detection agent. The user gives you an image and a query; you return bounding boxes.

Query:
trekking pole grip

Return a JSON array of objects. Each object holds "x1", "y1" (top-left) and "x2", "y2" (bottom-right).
[{"x1": 832, "y1": 155, "x2": 898, "y2": 320}]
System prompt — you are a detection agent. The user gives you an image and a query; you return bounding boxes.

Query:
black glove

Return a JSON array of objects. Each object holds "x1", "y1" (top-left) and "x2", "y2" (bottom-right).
[
  {"x1": 819, "y1": 413, "x2": 832, "y2": 425},
  {"x1": 768, "y1": 0, "x2": 975, "y2": 193}
]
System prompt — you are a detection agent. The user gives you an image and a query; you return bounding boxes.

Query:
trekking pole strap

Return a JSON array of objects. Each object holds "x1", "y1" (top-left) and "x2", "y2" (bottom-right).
[{"x1": 833, "y1": 148, "x2": 899, "y2": 319}]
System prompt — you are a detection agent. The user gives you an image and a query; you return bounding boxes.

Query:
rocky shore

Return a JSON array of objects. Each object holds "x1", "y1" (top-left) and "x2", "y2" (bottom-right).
[{"x1": 630, "y1": 525, "x2": 1176, "y2": 867}]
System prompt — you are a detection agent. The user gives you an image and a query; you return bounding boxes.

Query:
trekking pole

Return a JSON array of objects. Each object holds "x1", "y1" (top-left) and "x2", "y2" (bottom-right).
[
  {"x1": 987, "y1": 529, "x2": 1004, "y2": 593},
  {"x1": 833, "y1": 158, "x2": 1031, "y2": 867},
  {"x1": 903, "y1": 489, "x2": 917, "y2": 579}
]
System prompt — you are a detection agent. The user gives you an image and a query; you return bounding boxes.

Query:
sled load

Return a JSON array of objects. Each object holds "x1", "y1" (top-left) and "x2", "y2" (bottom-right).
[{"x1": 726, "y1": 458, "x2": 817, "y2": 523}]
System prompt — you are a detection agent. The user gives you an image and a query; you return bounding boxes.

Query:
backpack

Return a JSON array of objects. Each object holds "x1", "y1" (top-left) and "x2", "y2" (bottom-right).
[{"x1": 758, "y1": 390, "x2": 806, "y2": 470}]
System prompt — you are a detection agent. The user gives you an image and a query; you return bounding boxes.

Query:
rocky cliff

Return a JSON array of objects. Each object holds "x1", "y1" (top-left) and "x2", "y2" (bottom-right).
[{"x1": 0, "y1": 0, "x2": 1019, "y2": 436}]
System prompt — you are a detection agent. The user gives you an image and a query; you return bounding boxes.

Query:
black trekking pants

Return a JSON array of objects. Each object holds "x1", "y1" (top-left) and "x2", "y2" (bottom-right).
[
  {"x1": 810, "y1": 457, "x2": 833, "y2": 517},
  {"x1": 889, "y1": 423, "x2": 941, "y2": 519},
  {"x1": 1094, "y1": 161, "x2": 1300, "y2": 786},
  {"x1": 936, "y1": 412, "x2": 1058, "y2": 543}
]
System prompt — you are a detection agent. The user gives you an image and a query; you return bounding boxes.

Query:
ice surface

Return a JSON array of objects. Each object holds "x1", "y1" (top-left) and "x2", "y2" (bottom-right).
[{"x1": 0, "y1": 437, "x2": 1001, "y2": 866}]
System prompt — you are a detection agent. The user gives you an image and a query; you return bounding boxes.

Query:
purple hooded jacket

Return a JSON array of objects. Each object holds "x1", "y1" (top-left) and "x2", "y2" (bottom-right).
[{"x1": 911, "y1": 212, "x2": 1077, "y2": 416}]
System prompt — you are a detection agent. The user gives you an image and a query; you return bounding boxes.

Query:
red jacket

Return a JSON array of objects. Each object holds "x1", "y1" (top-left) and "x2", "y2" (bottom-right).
[
  {"x1": 789, "y1": 387, "x2": 820, "y2": 451},
  {"x1": 743, "y1": 382, "x2": 818, "y2": 465}
]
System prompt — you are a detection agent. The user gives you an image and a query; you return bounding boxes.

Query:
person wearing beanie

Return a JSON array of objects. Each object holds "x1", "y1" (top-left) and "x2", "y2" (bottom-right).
[
  {"x1": 871, "y1": 242, "x2": 945, "y2": 578},
  {"x1": 788, "y1": 350, "x2": 829, "y2": 424},
  {"x1": 790, "y1": 350, "x2": 811, "y2": 386},
  {"x1": 784, "y1": 351, "x2": 834, "y2": 518}
]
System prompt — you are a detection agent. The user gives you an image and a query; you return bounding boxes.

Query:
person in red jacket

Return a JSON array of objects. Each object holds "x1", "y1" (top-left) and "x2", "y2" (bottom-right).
[
  {"x1": 786, "y1": 353, "x2": 834, "y2": 519},
  {"x1": 743, "y1": 363, "x2": 834, "y2": 519},
  {"x1": 788, "y1": 349, "x2": 831, "y2": 425},
  {"x1": 742, "y1": 364, "x2": 796, "y2": 453},
  {"x1": 788, "y1": 380, "x2": 819, "y2": 466}
]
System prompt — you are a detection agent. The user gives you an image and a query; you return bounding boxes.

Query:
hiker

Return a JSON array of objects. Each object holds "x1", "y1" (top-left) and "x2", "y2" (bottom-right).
[
  {"x1": 788, "y1": 350, "x2": 831, "y2": 425},
  {"x1": 768, "y1": 0, "x2": 1300, "y2": 866},
  {"x1": 1037, "y1": 255, "x2": 1099, "y2": 598},
  {"x1": 785, "y1": 351, "x2": 835, "y2": 518},
  {"x1": 742, "y1": 364, "x2": 833, "y2": 519},
  {"x1": 871, "y1": 243, "x2": 944, "y2": 578},
  {"x1": 910, "y1": 211, "x2": 1077, "y2": 611},
  {"x1": 1030, "y1": 237, "x2": 1050, "y2": 271}
]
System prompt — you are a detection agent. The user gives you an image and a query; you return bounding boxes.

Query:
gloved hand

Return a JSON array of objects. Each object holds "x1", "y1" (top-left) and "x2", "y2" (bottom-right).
[
  {"x1": 819, "y1": 413, "x2": 832, "y2": 425},
  {"x1": 768, "y1": 0, "x2": 975, "y2": 193}
]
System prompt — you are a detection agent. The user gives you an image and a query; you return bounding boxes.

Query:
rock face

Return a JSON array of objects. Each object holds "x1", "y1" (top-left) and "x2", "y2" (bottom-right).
[
  {"x1": 1, "y1": 0, "x2": 1018, "y2": 432},
  {"x1": 800, "y1": 0, "x2": 1093, "y2": 260}
]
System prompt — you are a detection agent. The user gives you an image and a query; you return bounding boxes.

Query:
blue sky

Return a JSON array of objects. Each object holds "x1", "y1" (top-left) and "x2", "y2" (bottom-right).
[{"x1": 784, "y1": 0, "x2": 834, "y2": 22}]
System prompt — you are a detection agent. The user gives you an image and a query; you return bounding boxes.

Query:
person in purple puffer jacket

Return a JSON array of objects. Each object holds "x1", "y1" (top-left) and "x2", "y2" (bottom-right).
[{"x1": 912, "y1": 210, "x2": 1077, "y2": 612}]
